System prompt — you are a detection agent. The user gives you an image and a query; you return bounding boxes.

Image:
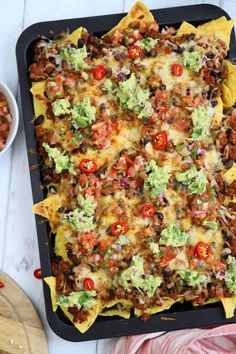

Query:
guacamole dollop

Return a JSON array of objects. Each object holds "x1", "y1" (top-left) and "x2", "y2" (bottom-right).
[
  {"x1": 71, "y1": 97, "x2": 96, "y2": 129},
  {"x1": 136, "y1": 37, "x2": 158, "y2": 52},
  {"x1": 218, "y1": 256, "x2": 236, "y2": 295},
  {"x1": 178, "y1": 270, "x2": 208, "y2": 287},
  {"x1": 159, "y1": 223, "x2": 189, "y2": 247},
  {"x1": 62, "y1": 195, "x2": 96, "y2": 232},
  {"x1": 57, "y1": 290, "x2": 97, "y2": 310},
  {"x1": 61, "y1": 46, "x2": 90, "y2": 70},
  {"x1": 42, "y1": 143, "x2": 76, "y2": 175},
  {"x1": 176, "y1": 166, "x2": 207, "y2": 194},
  {"x1": 116, "y1": 73, "x2": 153, "y2": 119},
  {"x1": 102, "y1": 79, "x2": 113, "y2": 92},
  {"x1": 118, "y1": 255, "x2": 162, "y2": 297},
  {"x1": 190, "y1": 106, "x2": 212, "y2": 141},
  {"x1": 144, "y1": 160, "x2": 170, "y2": 198},
  {"x1": 52, "y1": 98, "x2": 71, "y2": 116},
  {"x1": 183, "y1": 51, "x2": 203, "y2": 72}
]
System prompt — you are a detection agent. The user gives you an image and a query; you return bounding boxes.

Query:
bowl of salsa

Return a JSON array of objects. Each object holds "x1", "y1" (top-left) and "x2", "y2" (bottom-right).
[{"x1": 0, "y1": 81, "x2": 19, "y2": 156}]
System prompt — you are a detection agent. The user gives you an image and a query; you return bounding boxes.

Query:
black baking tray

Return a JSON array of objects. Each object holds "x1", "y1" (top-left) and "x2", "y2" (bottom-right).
[{"x1": 16, "y1": 4, "x2": 236, "y2": 342}]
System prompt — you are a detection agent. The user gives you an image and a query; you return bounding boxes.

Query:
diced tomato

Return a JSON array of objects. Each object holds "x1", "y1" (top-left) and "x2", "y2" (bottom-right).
[
  {"x1": 160, "y1": 247, "x2": 176, "y2": 267},
  {"x1": 164, "y1": 46, "x2": 172, "y2": 54},
  {"x1": 159, "y1": 106, "x2": 169, "y2": 114},
  {"x1": 211, "y1": 261, "x2": 227, "y2": 272},
  {"x1": 109, "y1": 166, "x2": 118, "y2": 178},
  {"x1": 194, "y1": 241, "x2": 211, "y2": 260},
  {"x1": 142, "y1": 204, "x2": 155, "y2": 218},
  {"x1": 172, "y1": 119, "x2": 185, "y2": 130},
  {"x1": 111, "y1": 221, "x2": 128, "y2": 236},
  {"x1": 172, "y1": 64, "x2": 183, "y2": 77},
  {"x1": 128, "y1": 45, "x2": 143, "y2": 59},
  {"x1": 152, "y1": 131, "x2": 168, "y2": 150},
  {"x1": 98, "y1": 239, "x2": 111, "y2": 253},
  {"x1": 83, "y1": 277, "x2": 94, "y2": 291},
  {"x1": 93, "y1": 65, "x2": 106, "y2": 80},
  {"x1": 133, "y1": 30, "x2": 143, "y2": 40},
  {"x1": 127, "y1": 166, "x2": 136, "y2": 178},
  {"x1": 33, "y1": 268, "x2": 42, "y2": 279},
  {"x1": 156, "y1": 92, "x2": 169, "y2": 100},
  {"x1": 78, "y1": 173, "x2": 88, "y2": 186}
]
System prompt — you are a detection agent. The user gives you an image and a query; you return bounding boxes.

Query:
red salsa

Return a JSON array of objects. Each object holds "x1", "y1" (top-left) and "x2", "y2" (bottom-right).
[{"x1": 0, "y1": 93, "x2": 12, "y2": 151}]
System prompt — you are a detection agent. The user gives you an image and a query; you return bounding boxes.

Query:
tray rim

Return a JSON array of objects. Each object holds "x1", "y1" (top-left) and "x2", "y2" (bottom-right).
[{"x1": 16, "y1": 3, "x2": 236, "y2": 342}]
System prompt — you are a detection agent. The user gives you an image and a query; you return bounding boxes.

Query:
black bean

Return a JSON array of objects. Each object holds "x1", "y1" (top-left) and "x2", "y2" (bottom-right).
[
  {"x1": 100, "y1": 103, "x2": 106, "y2": 110},
  {"x1": 58, "y1": 206, "x2": 69, "y2": 213},
  {"x1": 77, "y1": 38, "x2": 85, "y2": 48},
  {"x1": 53, "y1": 255, "x2": 62, "y2": 263},
  {"x1": 163, "y1": 267, "x2": 173, "y2": 277},
  {"x1": 221, "y1": 248, "x2": 232, "y2": 258},
  {"x1": 149, "y1": 49, "x2": 156, "y2": 57},
  {"x1": 141, "y1": 136, "x2": 152, "y2": 145},
  {"x1": 70, "y1": 43, "x2": 76, "y2": 48},
  {"x1": 106, "y1": 68, "x2": 112, "y2": 78},
  {"x1": 78, "y1": 143, "x2": 87, "y2": 154},
  {"x1": 223, "y1": 159, "x2": 234, "y2": 169},
  {"x1": 222, "y1": 229, "x2": 232, "y2": 241},
  {"x1": 34, "y1": 115, "x2": 44, "y2": 126},
  {"x1": 159, "y1": 84, "x2": 166, "y2": 91},
  {"x1": 49, "y1": 185, "x2": 57, "y2": 194},
  {"x1": 186, "y1": 33, "x2": 195, "y2": 41},
  {"x1": 176, "y1": 46, "x2": 185, "y2": 54},
  {"x1": 211, "y1": 100, "x2": 218, "y2": 107},
  {"x1": 167, "y1": 117, "x2": 174, "y2": 124},
  {"x1": 155, "y1": 211, "x2": 164, "y2": 222},
  {"x1": 111, "y1": 114, "x2": 117, "y2": 120},
  {"x1": 114, "y1": 53, "x2": 125, "y2": 61}
]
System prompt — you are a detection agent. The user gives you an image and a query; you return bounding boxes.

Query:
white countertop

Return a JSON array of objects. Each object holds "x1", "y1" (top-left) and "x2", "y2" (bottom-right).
[{"x1": 0, "y1": 1, "x2": 236, "y2": 353}]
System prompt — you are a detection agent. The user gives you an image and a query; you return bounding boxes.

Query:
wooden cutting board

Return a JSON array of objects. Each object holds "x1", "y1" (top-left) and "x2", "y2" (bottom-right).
[{"x1": 0, "y1": 271, "x2": 48, "y2": 354}]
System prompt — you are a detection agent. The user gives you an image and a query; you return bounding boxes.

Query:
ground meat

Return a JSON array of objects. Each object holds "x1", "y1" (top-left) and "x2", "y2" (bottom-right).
[
  {"x1": 227, "y1": 144, "x2": 236, "y2": 160},
  {"x1": 226, "y1": 181, "x2": 236, "y2": 197},
  {"x1": 115, "y1": 286, "x2": 126, "y2": 299},
  {"x1": 215, "y1": 131, "x2": 228, "y2": 150},
  {"x1": 68, "y1": 306, "x2": 89, "y2": 323},
  {"x1": 228, "y1": 110, "x2": 236, "y2": 130},
  {"x1": 29, "y1": 63, "x2": 47, "y2": 80},
  {"x1": 101, "y1": 180, "x2": 121, "y2": 195},
  {"x1": 228, "y1": 130, "x2": 236, "y2": 145}
]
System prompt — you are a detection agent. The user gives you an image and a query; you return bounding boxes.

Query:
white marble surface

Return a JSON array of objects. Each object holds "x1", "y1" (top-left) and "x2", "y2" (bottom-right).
[{"x1": 0, "y1": 1, "x2": 235, "y2": 353}]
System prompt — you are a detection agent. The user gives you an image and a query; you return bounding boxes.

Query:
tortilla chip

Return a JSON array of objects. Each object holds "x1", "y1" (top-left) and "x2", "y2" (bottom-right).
[
  {"x1": 221, "y1": 296, "x2": 236, "y2": 318},
  {"x1": 102, "y1": 298, "x2": 133, "y2": 310},
  {"x1": 60, "y1": 301, "x2": 101, "y2": 333},
  {"x1": 134, "y1": 298, "x2": 179, "y2": 316},
  {"x1": 102, "y1": 1, "x2": 154, "y2": 39},
  {"x1": 54, "y1": 225, "x2": 72, "y2": 261},
  {"x1": 176, "y1": 21, "x2": 197, "y2": 37},
  {"x1": 66, "y1": 27, "x2": 87, "y2": 46},
  {"x1": 222, "y1": 60, "x2": 236, "y2": 108},
  {"x1": 197, "y1": 18, "x2": 234, "y2": 48},
  {"x1": 193, "y1": 298, "x2": 220, "y2": 306},
  {"x1": 223, "y1": 163, "x2": 236, "y2": 185},
  {"x1": 212, "y1": 97, "x2": 223, "y2": 127},
  {"x1": 32, "y1": 194, "x2": 67, "y2": 230},
  {"x1": 44, "y1": 276, "x2": 58, "y2": 312},
  {"x1": 30, "y1": 81, "x2": 47, "y2": 118},
  {"x1": 99, "y1": 308, "x2": 130, "y2": 319}
]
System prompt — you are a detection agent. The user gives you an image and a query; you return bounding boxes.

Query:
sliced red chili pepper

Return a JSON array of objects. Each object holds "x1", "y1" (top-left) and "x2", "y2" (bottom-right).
[
  {"x1": 172, "y1": 63, "x2": 183, "y2": 77},
  {"x1": 142, "y1": 204, "x2": 155, "y2": 218},
  {"x1": 33, "y1": 268, "x2": 42, "y2": 280},
  {"x1": 128, "y1": 45, "x2": 143, "y2": 59},
  {"x1": 79, "y1": 159, "x2": 97, "y2": 173},
  {"x1": 152, "y1": 131, "x2": 168, "y2": 150},
  {"x1": 0, "y1": 281, "x2": 4, "y2": 289},
  {"x1": 83, "y1": 277, "x2": 94, "y2": 291},
  {"x1": 111, "y1": 221, "x2": 128, "y2": 236},
  {"x1": 93, "y1": 65, "x2": 106, "y2": 80},
  {"x1": 194, "y1": 241, "x2": 211, "y2": 260}
]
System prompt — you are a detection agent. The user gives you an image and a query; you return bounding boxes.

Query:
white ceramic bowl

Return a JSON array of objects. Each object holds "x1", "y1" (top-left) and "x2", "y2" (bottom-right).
[{"x1": 0, "y1": 81, "x2": 19, "y2": 157}]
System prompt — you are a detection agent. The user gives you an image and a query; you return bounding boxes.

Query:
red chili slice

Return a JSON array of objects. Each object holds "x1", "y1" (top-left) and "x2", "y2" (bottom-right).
[
  {"x1": 79, "y1": 159, "x2": 97, "y2": 173},
  {"x1": 194, "y1": 241, "x2": 211, "y2": 260},
  {"x1": 128, "y1": 45, "x2": 143, "y2": 59},
  {"x1": 111, "y1": 221, "x2": 128, "y2": 236},
  {"x1": 93, "y1": 65, "x2": 106, "y2": 80},
  {"x1": 0, "y1": 281, "x2": 4, "y2": 289},
  {"x1": 33, "y1": 268, "x2": 42, "y2": 280},
  {"x1": 152, "y1": 131, "x2": 168, "y2": 150},
  {"x1": 172, "y1": 63, "x2": 183, "y2": 77},
  {"x1": 142, "y1": 204, "x2": 155, "y2": 218},
  {"x1": 83, "y1": 277, "x2": 94, "y2": 291}
]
